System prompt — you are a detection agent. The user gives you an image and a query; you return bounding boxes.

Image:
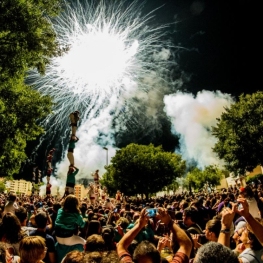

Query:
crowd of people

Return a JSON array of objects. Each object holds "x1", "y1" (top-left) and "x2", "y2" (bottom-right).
[
  {"x1": 1, "y1": 111, "x2": 263, "y2": 262},
  {"x1": 0, "y1": 181, "x2": 262, "y2": 263}
]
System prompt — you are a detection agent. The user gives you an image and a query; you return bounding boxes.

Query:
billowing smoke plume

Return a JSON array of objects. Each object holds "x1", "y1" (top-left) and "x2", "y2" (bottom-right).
[{"x1": 164, "y1": 90, "x2": 234, "y2": 168}]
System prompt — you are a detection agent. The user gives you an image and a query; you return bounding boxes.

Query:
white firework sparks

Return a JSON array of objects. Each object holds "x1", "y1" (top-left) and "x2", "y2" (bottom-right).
[{"x1": 28, "y1": 0, "x2": 180, "y2": 175}]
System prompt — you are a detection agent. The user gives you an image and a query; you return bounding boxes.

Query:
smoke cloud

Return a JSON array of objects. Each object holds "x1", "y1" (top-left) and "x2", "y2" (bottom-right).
[{"x1": 164, "y1": 90, "x2": 234, "y2": 169}]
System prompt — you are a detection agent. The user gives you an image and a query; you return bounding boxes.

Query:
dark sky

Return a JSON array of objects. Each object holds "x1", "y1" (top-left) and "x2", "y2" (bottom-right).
[{"x1": 147, "y1": 0, "x2": 260, "y2": 97}]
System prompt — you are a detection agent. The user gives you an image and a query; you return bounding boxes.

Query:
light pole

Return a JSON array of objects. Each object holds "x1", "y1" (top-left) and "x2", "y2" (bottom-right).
[{"x1": 103, "y1": 147, "x2": 108, "y2": 166}]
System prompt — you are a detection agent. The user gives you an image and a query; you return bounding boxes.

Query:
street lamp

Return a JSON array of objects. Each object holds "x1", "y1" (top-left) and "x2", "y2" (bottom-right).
[{"x1": 103, "y1": 147, "x2": 108, "y2": 166}]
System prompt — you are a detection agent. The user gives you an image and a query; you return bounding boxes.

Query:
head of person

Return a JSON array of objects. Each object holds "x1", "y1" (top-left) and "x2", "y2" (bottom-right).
[
  {"x1": 101, "y1": 226, "x2": 115, "y2": 250},
  {"x1": 116, "y1": 217, "x2": 130, "y2": 230},
  {"x1": 100, "y1": 251, "x2": 120, "y2": 263},
  {"x1": 68, "y1": 166, "x2": 76, "y2": 173},
  {"x1": 133, "y1": 240, "x2": 160, "y2": 263},
  {"x1": 86, "y1": 220, "x2": 102, "y2": 238},
  {"x1": 15, "y1": 206, "x2": 28, "y2": 225},
  {"x1": 0, "y1": 242, "x2": 8, "y2": 263},
  {"x1": 205, "y1": 218, "x2": 221, "y2": 241},
  {"x1": 61, "y1": 250, "x2": 85, "y2": 263},
  {"x1": 232, "y1": 220, "x2": 246, "y2": 244},
  {"x1": 85, "y1": 234, "x2": 105, "y2": 252},
  {"x1": 194, "y1": 242, "x2": 239, "y2": 263},
  {"x1": 34, "y1": 211, "x2": 48, "y2": 229},
  {"x1": 19, "y1": 236, "x2": 47, "y2": 263},
  {"x1": 239, "y1": 221, "x2": 263, "y2": 250},
  {"x1": 1, "y1": 212, "x2": 22, "y2": 243},
  {"x1": 8, "y1": 193, "x2": 17, "y2": 202},
  {"x1": 83, "y1": 251, "x2": 102, "y2": 263},
  {"x1": 183, "y1": 207, "x2": 199, "y2": 227},
  {"x1": 62, "y1": 194, "x2": 80, "y2": 213},
  {"x1": 239, "y1": 186, "x2": 254, "y2": 198}
]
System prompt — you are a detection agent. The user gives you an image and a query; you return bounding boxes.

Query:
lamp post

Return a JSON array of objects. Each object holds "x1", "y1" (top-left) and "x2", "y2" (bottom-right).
[{"x1": 103, "y1": 147, "x2": 108, "y2": 166}]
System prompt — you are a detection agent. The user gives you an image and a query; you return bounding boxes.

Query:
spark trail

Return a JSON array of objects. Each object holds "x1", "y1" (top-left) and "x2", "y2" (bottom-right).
[{"x1": 28, "y1": 0, "x2": 180, "y2": 175}]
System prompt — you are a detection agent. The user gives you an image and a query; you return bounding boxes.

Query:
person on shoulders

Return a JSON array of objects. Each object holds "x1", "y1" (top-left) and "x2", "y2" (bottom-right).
[{"x1": 3, "y1": 193, "x2": 18, "y2": 216}]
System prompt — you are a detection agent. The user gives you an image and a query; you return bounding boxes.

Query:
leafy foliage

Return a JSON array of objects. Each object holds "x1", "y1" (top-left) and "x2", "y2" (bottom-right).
[
  {"x1": 100, "y1": 143, "x2": 186, "y2": 198},
  {"x1": 212, "y1": 92, "x2": 263, "y2": 174},
  {"x1": 0, "y1": 0, "x2": 63, "y2": 78},
  {"x1": 0, "y1": 0, "x2": 64, "y2": 176},
  {"x1": 184, "y1": 165, "x2": 225, "y2": 191},
  {"x1": 0, "y1": 77, "x2": 52, "y2": 176}
]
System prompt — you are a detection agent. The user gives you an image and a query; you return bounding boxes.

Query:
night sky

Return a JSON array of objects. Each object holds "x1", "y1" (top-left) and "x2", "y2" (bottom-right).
[{"x1": 148, "y1": 0, "x2": 260, "y2": 97}]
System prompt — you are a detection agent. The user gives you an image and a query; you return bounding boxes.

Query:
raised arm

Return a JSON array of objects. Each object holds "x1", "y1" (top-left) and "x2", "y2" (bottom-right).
[
  {"x1": 158, "y1": 208, "x2": 192, "y2": 259},
  {"x1": 117, "y1": 208, "x2": 148, "y2": 256},
  {"x1": 237, "y1": 197, "x2": 263, "y2": 245},
  {"x1": 217, "y1": 205, "x2": 236, "y2": 247}
]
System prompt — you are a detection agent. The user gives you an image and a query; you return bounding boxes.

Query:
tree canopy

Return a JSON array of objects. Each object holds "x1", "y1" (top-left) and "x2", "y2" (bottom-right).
[
  {"x1": 100, "y1": 143, "x2": 186, "y2": 198},
  {"x1": 0, "y1": 0, "x2": 63, "y2": 176},
  {"x1": 0, "y1": 0, "x2": 63, "y2": 78},
  {"x1": 212, "y1": 92, "x2": 263, "y2": 174},
  {"x1": 184, "y1": 165, "x2": 225, "y2": 191}
]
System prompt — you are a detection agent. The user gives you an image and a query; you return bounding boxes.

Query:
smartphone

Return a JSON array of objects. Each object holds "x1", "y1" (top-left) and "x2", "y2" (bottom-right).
[
  {"x1": 238, "y1": 203, "x2": 243, "y2": 210},
  {"x1": 146, "y1": 208, "x2": 157, "y2": 217},
  {"x1": 113, "y1": 208, "x2": 118, "y2": 213}
]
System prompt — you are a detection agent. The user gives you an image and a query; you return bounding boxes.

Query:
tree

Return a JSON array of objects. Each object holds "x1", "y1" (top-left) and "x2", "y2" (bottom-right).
[
  {"x1": 0, "y1": 0, "x2": 64, "y2": 176},
  {"x1": 0, "y1": 0, "x2": 64, "y2": 78},
  {"x1": 212, "y1": 92, "x2": 263, "y2": 174},
  {"x1": 100, "y1": 143, "x2": 186, "y2": 199},
  {"x1": 0, "y1": 181, "x2": 6, "y2": 193},
  {"x1": 184, "y1": 165, "x2": 225, "y2": 191},
  {"x1": 0, "y1": 77, "x2": 52, "y2": 176}
]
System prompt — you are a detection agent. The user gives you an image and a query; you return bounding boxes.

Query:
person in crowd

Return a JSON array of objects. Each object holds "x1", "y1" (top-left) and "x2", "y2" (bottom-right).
[
  {"x1": 239, "y1": 186, "x2": 261, "y2": 219},
  {"x1": 69, "y1": 111, "x2": 80, "y2": 136},
  {"x1": 182, "y1": 207, "x2": 203, "y2": 235},
  {"x1": 85, "y1": 234, "x2": 105, "y2": 252},
  {"x1": 86, "y1": 220, "x2": 102, "y2": 238},
  {"x1": 92, "y1": 170, "x2": 100, "y2": 186},
  {"x1": 192, "y1": 241, "x2": 239, "y2": 263},
  {"x1": 87, "y1": 184, "x2": 96, "y2": 205},
  {"x1": 117, "y1": 207, "x2": 192, "y2": 263},
  {"x1": 101, "y1": 226, "x2": 116, "y2": 251},
  {"x1": 54, "y1": 194, "x2": 87, "y2": 262},
  {"x1": 0, "y1": 241, "x2": 20, "y2": 263},
  {"x1": 19, "y1": 236, "x2": 47, "y2": 263},
  {"x1": 3, "y1": 193, "x2": 18, "y2": 216},
  {"x1": 64, "y1": 165, "x2": 79, "y2": 197},
  {"x1": 116, "y1": 190, "x2": 122, "y2": 202},
  {"x1": 61, "y1": 250, "x2": 85, "y2": 263},
  {"x1": 67, "y1": 135, "x2": 79, "y2": 167},
  {"x1": 0, "y1": 212, "x2": 27, "y2": 256},
  {"x1": 15, "y1": 206, "x2": 36, "y2": 236},
  {"x1": 29, "y1": 211, "x2": 56, "y2": 263},
  {"x1": 192, "y1": 217, "x2": 221, "y2": 250},
  {"x1": 46, "y1": 182, "x2": 52, "y2": 197},
  {"x1": 46, "y1": 149, "x2": 55, "y2": 170}
]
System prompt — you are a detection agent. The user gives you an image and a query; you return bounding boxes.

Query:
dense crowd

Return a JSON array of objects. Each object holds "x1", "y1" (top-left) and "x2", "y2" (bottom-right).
[{"x1": 0, "y1": 182, "x2": 263, "y2": 263}]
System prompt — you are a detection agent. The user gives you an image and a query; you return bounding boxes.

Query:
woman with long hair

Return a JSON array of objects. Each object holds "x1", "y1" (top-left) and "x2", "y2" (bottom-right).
[{"x1": 0, "y1": 212, "x2": 27, "y2": 257}]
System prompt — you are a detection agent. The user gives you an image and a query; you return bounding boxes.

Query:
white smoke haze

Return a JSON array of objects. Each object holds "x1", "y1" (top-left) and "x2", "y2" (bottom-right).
[{"x1": 164, "y1": 90, "x2": 234, "y2": 169}]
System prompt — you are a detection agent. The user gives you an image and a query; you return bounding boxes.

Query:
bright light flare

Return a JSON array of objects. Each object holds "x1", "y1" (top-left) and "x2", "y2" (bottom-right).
[{"x1": 27, "y1": 0, "x2": 176, "y2": 151}]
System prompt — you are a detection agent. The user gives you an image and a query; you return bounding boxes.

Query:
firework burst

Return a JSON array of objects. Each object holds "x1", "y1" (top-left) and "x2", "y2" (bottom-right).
[{"x1": 28, "y1": 0, "x2": 180, "y2": 160}]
